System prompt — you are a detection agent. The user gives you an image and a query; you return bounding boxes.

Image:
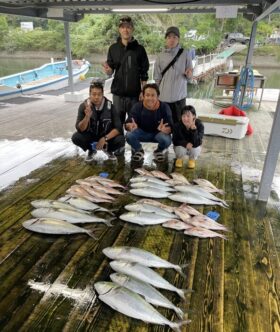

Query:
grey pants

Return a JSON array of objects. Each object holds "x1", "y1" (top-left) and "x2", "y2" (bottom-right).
[{"x1": 174, "y1": 145, "x2": 202, "y2": 160}]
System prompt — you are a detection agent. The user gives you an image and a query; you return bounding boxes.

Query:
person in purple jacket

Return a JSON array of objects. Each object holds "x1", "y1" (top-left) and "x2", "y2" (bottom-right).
[
  {"x1": 173, "y1": 105, "x2": 204, "y2": 169},
  {"x1": 125, "y1": 83, "x2": 173, "y2": 163}
]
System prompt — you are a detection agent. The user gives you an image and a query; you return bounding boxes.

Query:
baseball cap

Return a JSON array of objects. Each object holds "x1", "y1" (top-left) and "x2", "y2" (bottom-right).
[
  {"x1": 119, "y1": 16, "x2": 134, "y2": 28},
  {"x1": 165, "y1": 26, "x2": 180, "y2": 38}
]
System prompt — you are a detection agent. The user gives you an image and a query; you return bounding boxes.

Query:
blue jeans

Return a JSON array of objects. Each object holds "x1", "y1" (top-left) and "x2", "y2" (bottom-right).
[{"x1": 126, "y1": 128, "x2": 172, "y2": 152}]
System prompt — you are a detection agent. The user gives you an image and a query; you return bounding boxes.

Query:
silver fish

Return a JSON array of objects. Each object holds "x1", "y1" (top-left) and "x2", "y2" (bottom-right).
[
  {"x1": 85, "y1": 176, "x2": 125, "y2": 189},
  {"x1": 184, "y1": 227, "x2": 227, "y2": 240},
  {"x1": 110, "y1": 273, "x2": 184, "y2": 319},
  {"x1": 138, "y1": 199, "x2": 175, "y2": 213},
  {"x1": 59, "y1": 195, "x2": 113, "y2": 214},
  {"x1": 163, "y1": 220, "x2": 193, "y2": 231},
  {"x1": 134, "y1": 168, "x2": 153, "y2": 176},
  {"x1": 130, "y1": 176, "x2": 171, "y2": 187},
  {"x1": 169, "y1": 192, "x2": 227, "y2": 207},
  {"x1": 178, "y1": 203, "x2": 202, "y2": 216},
  {"x1": 110, "y1": 261, "x2": 186, "y2": 299},
  {"x1": 94, "y1": 281, "x2": 190, "y2": 331},
  {"x1": 31, "y1": 208, "x2": 112, "y2": 226},
  {"x1": 150, "y1": 170, "x2": 170, "y2": 180},
  {"x1": 23, "y1": 218, "x2": 96, "y2": 238},
  {"x1": 130, "y1": 182, "x2": 175, "y2": 192},
  {"x1": 193, "y1": 178, "x2": 225, "y2": 195},
  {"x1": 66, "y1": 188, "x2": 111, "y2": 203},
  {"x1": 130, "y1": 188, "x2": 171, "y2": 199},
  {"x1": 188, "y1": 215, "x2": 228, "y2": 232},
  {"x1": 119, "y1": 211, "x2": 177, "y2": 226},
  {"x1": 76, "y1": 179, "x2": 124, "y2": 195},
  {"x1": 124, "y1": 202, "x2": 177, "y2": 219},
  {"x1": 175, "y1": 185, "x2": 228, "y2": 207},
  {"x1": 103, "y1": 246, "x2": 185, "y2": 275},
  {"x1": 31, "y1": 199, "x2": 89, "y2": 214},
  {"x1": 170, "y1": 173, "x2": 190, "y2": 184}
]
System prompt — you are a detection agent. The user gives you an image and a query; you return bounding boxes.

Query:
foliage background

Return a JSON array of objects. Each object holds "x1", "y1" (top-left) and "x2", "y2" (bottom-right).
[{"x1": 0, "y1": 13, "x2": 279, "y2": 57}]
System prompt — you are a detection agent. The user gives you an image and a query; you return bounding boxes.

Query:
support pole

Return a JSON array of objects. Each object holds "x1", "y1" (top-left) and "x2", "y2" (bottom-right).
[
  {"x1": 258, "y1": 93, "x2": 280, "y2": 201},
  {"x1": 64, "y1": 21, "x2": 74, "y2": 93},
  {"x1": 239, "y1": 21, "x2": 258, "y2": 107}
]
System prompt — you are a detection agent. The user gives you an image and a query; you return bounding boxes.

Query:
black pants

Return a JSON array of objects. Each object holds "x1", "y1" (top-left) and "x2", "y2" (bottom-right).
[
  {"x1": 113, "y1": 94, "x2": 139, "y2": 124},
  {"x1": 71, "y1": 131, "x2": 125, "y2": 153},
  {"x1": 167, "y1": 98, "x2": 186, "y2": 124}
]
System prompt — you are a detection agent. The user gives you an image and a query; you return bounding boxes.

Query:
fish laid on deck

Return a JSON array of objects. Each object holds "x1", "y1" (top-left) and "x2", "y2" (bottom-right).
[
  {"x1": 110, "y1": 273, "x2": 184, "y2": 319},
  {"x1": 170, "y1": 172, "x2": 190, "y2": 185},
  {"x1": 130, "y1": 176, "x2": 171, "y2": 187},
  {"x1": 85, "y1": 176, "x2": 125, "y2": 189},
  {"x1": 175, "y1": 185, "x2": 228, "y2": 207},
  {"x1": 31, "y1": 207, "x2": 112, "y2": 226},
  {"x1": 22, "y1": 218, "x2": 97, "y2": 238},
  {"x1": 130, "y1": 188, "x2": 171, "y2": 199},
  {"x1": 169, "y1": 192, "x2": 227, "y2": 207},
  {"x1": 184, "y1": 227, "x2": 227, "y2": 240},
  {"x1": 103, "y1": 246, "x2": 185, "y2": 275},
  {"x1": 125, "y1": 202, "x2": 177, "y2": 218},
  {"x1": 130, "y1": 182, "x2": 175, "y2": 192},
  {"x1": 58, "y1": 195, "x2": 113, "y2": 214},
  {"x1": 31, "y1": 199, "x2": 90, "y2": 214},
  {"x1": 150, "y1": 170, "x2": 171, "y2": 180},
  {"x1": 193, "y1": 178, "x2": 225, "y2": 195},
  {"x1": 94, "y1": 282, "x2": 190, "y2": 331},
  {"x1": 119, "y1": 211, "x2": 177, "y2": 226},
  {"x1": 110, "y1": 261, "x2": 187, "y2": 299},
  {"x1": 76, "y1": 179, "x2": 124, "y2": 195}
]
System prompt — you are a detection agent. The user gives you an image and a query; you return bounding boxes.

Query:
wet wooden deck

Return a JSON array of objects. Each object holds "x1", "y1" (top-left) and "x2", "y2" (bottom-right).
[{"x1": 0, "y1": 86, "x2": 280, "y2": 331}]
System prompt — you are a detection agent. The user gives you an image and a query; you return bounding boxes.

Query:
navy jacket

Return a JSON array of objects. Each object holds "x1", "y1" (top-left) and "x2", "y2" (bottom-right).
[{"x1": 126, "y1": 101, "x2": 173, "y2": 133}]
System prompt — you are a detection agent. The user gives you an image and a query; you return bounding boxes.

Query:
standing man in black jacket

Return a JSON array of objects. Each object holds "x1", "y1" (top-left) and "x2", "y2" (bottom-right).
[{"x1": 103, "y1": 16, "x2": 149, "y2": 124}]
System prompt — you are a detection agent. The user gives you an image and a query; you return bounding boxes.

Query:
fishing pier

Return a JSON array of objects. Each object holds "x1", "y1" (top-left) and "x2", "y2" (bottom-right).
[{"x1": 0, "y1": 78, "x2": 280, "y2": 331}]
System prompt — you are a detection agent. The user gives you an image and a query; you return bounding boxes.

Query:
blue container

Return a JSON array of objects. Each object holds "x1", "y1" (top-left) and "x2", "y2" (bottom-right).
[{"x1": 91, "y1": 142, "x2": 97, "y2": 150}]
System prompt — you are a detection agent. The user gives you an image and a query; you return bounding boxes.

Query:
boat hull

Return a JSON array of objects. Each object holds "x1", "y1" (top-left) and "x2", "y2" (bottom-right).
[{"x1": 0, "y1": 60, "x2": 90, "y2": 101}]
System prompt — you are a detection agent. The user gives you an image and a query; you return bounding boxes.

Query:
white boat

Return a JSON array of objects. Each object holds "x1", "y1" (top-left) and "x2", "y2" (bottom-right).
[{"x1": 0, "y1": 59, "x2": 90, "y2": 100}]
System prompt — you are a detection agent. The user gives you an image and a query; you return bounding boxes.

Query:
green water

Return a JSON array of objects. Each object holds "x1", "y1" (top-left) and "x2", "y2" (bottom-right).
[{"x1": 0, "y1": 57, "x2": 279, "y2": 98}]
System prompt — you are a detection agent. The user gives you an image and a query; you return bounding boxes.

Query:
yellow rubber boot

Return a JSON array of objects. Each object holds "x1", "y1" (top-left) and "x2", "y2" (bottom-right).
[
  {"x1": 188, "y1": 159, "x2": 196, "y2": 169},
  {"x1": 175, "y1": 158, "x2": 183, "y2": 168}
]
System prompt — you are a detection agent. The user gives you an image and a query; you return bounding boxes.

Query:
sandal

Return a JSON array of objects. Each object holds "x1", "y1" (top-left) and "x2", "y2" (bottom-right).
[{"x1": 132, "y1": 150, "x2": 144, "y2": 162}]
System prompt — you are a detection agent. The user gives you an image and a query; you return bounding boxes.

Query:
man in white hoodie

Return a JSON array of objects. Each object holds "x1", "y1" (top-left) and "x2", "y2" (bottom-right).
[{"x1": 154, "y1": 26, "x2": 193, "y2": 124}]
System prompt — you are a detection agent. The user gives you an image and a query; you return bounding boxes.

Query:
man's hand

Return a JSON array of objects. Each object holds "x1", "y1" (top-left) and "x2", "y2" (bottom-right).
[
  {"x1": 126, "y1": 118, "x2": 138, "y2": 132},
  {"x1": 158, "y1": 119, "x2": 171, "y2": 134},
  {"x1": 84, "y1": 100, "x2": 92, "y2": 118},
  {"x1": 103, "y1": 62, "x2": 113, "y2": 75},
  {"x1": 96, "y1": 137, "x2": 106, "y2": 150},
  {"x1": 186, "y1": 142, "x2": 193, "y2": 150},
  {"x1": 185, "y1": 67, "x2": 193, "y2": 79}
]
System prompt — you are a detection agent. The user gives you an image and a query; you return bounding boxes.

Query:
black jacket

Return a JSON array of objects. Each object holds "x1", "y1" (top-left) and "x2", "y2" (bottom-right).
[
  {"x1": 75, "y1": 97, "x2": 122, "y2": 139},
  {"x1": 172, "y1": 119, "x2": 204, "y2": 148},
  {"x1": 107, "y1": 38, "x2": 149, "y2": 97}
]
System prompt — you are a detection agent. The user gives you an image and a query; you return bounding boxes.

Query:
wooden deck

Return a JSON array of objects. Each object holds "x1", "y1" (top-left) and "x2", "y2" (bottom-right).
[{"x1": 0, "y1": 85, "x2": 280, "y2": 332}]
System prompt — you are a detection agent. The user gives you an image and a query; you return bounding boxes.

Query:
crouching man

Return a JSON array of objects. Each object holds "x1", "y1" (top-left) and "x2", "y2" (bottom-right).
[
  {"x1": 173, "y1": 105, "x2": 204, "y2": 169},
  {"x1": 125, "y1": 83, "x2": 173, "y2": 163},
  {"x1": 72, "y1": 81, "x2": 125, "y2": 161}
]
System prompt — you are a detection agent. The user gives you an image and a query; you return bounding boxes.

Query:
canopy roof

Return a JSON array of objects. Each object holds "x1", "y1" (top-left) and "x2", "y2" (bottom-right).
[{"x1": 0, "y1": 0, "x2": 278, "y2": 22}]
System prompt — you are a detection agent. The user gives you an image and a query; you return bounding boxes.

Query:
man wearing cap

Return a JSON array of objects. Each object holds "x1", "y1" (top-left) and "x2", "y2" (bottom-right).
[
  {"x1": 154, "y1": 26, "x2": 193, "y2": 124},
  {"x1": 103, "y1": 16, "x2": 149, "y2": 125}
]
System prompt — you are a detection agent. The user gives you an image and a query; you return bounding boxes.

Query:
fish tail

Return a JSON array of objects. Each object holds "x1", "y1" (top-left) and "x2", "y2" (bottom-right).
[
  {"x1": 177, "y1": 289, "x2": 186, "y2": 300},
  {"x1": 170, "y1": 319, "x2": 191, "y2": 332},
  {"x1": 104, "y1": 220, "x2": 113, "y2": 227},
  {"x1": 174, "y1": 307, "x2": 184, "y2": 319},
  {"x1": 175, "y1": 266, "x2": 187, "y2": 278},
  {"x1": 87, "y1": 230, "x2": 97, "y2": 240}
]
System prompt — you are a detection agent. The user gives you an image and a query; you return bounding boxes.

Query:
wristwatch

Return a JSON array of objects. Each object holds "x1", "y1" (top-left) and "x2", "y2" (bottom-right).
[{"x1": 104, "y1": 135, "x2": 109, "y2": 142}]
